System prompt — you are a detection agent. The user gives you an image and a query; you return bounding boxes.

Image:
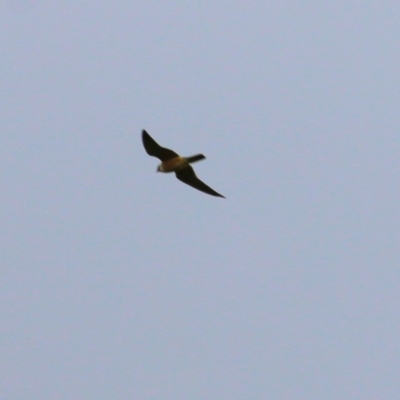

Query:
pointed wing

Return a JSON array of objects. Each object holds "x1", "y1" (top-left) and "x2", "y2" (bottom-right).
[
  {"x1": 175, "y1": 166, "x2": 225, "y2": 198},
  {"x1": 142, "y1": 130, "x2": 179, "y2": 161}
]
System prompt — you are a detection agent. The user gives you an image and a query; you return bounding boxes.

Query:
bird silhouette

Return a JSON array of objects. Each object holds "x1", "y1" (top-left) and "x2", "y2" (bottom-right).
[{"x1": 142, "y1": 130, "x2": 225, "y2": 198}]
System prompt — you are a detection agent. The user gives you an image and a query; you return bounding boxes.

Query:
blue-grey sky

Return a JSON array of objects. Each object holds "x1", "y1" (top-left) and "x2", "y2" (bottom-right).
[{"x1": 1, "y1": 2, "x2": 399, "y2": 399}]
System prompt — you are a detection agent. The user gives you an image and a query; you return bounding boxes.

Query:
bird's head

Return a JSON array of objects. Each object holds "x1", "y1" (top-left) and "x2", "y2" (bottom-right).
[{"x1": 156, "y1": 164, "x2": 163, "y2": 173}]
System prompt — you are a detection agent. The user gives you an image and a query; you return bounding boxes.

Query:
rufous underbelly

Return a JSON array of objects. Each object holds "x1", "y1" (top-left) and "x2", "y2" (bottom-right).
[{"x1": 160, "y1": 156, "x2": 188, "y2": 172}]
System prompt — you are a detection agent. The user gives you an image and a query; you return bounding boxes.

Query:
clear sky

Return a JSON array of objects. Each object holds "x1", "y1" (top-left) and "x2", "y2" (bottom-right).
[{"x1": 1, "y1": 2, "x2": 399, "y2": 399}]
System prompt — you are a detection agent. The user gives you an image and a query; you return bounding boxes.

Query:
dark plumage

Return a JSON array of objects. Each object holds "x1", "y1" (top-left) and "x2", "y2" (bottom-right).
[
  {"x1": 142, "y1": 130, "x2": 179, "y2": 161},
  {"x1": 142, "y1": 130, "x2": 225, "y2": 198}
]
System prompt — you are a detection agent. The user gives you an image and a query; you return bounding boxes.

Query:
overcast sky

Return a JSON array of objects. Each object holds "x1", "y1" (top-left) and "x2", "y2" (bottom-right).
[{"x1": 1, "y1": 2, "x2": 399, "y2": 399}]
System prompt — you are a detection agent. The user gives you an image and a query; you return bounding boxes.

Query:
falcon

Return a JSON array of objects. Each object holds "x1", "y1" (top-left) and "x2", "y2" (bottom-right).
[{"x1": 142, "y1": 130, "x2": 225, "y2": 198}]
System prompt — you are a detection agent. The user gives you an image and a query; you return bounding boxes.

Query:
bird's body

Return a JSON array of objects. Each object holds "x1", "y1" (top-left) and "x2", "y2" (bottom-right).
[
  {"x1": 142, "y1": 130, "x2": 225, "y2": 198},
  {"x1": 157, "y1": 156, "x2": 188, "y2": 173}
]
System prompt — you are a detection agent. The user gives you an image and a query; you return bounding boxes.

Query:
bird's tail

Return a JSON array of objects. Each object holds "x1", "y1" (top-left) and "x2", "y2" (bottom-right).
[{"x1": 186, "y1": 154, "x2": 206, "y2": 164}]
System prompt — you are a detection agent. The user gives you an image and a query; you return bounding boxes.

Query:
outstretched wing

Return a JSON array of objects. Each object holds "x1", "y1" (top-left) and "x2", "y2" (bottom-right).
[
  {"x1": 142, "y1": 130, "x2": 179, "y2": 161},
  {"x1": 175, "y1": 166, "x2": 225, "y2": 198}
]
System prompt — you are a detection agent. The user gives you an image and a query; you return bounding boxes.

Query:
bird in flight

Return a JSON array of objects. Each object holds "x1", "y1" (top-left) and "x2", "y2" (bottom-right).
[{"x1": 142, "y1": 130, "x2": 225, "y2": 198}]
